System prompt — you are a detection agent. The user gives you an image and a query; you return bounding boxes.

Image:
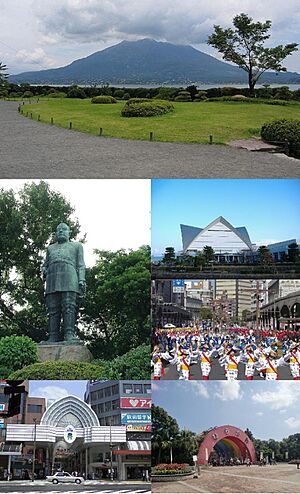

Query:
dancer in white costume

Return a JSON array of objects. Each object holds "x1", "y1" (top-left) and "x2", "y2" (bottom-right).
[
  {"x1": 151, "y1": 345, "x2": 172, "y2": 380},
  {"x1": 256, "y1": 349, "x2": 288, "y2": 380},
  {"x1": 285, "y1": 342, "x2": 300, "y2": 380},
  {"x1": 220, "y1": 348, "x2": 245, "y2": 381},
  {"x1": 243, "y1": 344, "x2": 257, "y2": 380}
]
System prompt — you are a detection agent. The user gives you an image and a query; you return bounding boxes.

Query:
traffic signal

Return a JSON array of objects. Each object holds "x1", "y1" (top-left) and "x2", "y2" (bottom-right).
[{"x1": 3, "y1": 381, "x2": 26, "y2": 418}]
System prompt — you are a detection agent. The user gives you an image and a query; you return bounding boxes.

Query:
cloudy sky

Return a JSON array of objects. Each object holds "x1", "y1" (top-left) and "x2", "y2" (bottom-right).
[
  {"x1": 30, "y1": 380, "x2": 87, "y2": 403},
  {"x1": 0, "y1": 0, "x2": 300, "y2": 74},
  {"x1": 152, "y1": 381, "x2": 300, "y2": 441},
  {"x1": 151, "y1": 179, "x2": 300, "y2": 255},
  {"x1": 0, "y1": 179, "x2": 150, "y2": 267}
]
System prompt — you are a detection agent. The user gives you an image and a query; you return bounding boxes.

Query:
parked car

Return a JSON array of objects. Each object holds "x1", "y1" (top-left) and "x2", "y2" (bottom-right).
[{"x1": 46, "y1": 472, "x2": 84, "y2": 484}]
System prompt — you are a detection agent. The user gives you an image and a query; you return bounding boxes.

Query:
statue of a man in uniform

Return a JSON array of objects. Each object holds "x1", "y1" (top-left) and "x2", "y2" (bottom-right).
[{"x1": 42, "y1": 223, "x2": 86, "y2": 344}]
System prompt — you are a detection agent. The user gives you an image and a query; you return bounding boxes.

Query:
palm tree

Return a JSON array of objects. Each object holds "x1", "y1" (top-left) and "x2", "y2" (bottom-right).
[{"x1": 0, "y1": 62, "x2": 8, "y2": 84}]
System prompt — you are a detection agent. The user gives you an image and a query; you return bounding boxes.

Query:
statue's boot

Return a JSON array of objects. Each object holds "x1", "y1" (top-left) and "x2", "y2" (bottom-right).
[
  {"x1": 63, "y1": 311, "x2": 79, "y2": 343},
  {"x1": 47, "y1": 314, "x2": 60, "y2": 343}
]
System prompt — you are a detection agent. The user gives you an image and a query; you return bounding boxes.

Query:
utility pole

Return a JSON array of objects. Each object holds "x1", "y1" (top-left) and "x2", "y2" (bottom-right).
[
  {"x1": 109, "y1": 418, "x2": 113, "y2": 481},
  {"x1": 32, "y1": 418, "x2": 37, "y2": 482}
]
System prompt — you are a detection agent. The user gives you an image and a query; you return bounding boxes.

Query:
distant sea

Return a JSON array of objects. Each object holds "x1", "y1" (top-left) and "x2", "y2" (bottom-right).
[{"x1": 31, "y1": 83, "x2": 300, "y2": 90}]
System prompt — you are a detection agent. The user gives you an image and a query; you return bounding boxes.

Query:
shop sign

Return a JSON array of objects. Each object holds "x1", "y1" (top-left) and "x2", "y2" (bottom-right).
[
  {"x1": 63, "y1": 425, "x2": 77, "y2": 444},
  {"x1": 0, "y1": 419, "x2": 5, "y2": 429},
  {"x1": 0, "y1": 404, "x2": 5, "y2": 411},
  {"x1": 121, "y1": 398, "x2": 151, "y2": 409},
  {"x1": 126, "y1": 424, "x2": 151, "y2": 432},
  {"x1": 121, "y1": 413, "x2": 151, "y2": 425}
]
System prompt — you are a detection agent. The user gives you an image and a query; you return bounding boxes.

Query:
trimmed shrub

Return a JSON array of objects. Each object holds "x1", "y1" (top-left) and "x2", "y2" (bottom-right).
[
  {"x1": 121, "y1": 99, "x2": 174, "y2": 117},
  {"x1": 0, "y1": 336, "x2": 38, "y2": 378},
  {"x1": 67, "y1": 86, "x2": 86, "y2": 99},
  {"x1": 113, "y1": 89, "x2": 125, "y2": 99},
  {"x1": 261, "y1": 118, "x2": 300, "y2": 153},
  {"x1": 95, "y1": 344, "x2": 150, "y2": 379},
  {"x1": 274, "y1": 86, "x2": 292, "y2": 100},
  {"x1": 153, "y1": 464, "x2": 192, "y2": 475},
  {"x1": 174, "y1": 91, "x2": 192, "y2": 102},
  {"x1": 122, "y1": 92, "x2": 131, "y2": 100},
  {"x1": 48, "y1": 91, "x2": 67, "y2": 98},
  {"x1": 205, "y1": 96, "x2": 288, "y2": 105},
  {"x1": 22, "y1": 91, "x2": 34, "y2": 98},
  {"x1": 91, "y1": 95, "x2": 117, "y2": 104},
  {"x1": 8, "y1": 360, "x2": 106, "y2": 380}
]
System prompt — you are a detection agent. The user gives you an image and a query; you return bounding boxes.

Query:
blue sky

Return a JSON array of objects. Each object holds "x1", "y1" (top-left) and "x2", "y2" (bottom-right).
[
  {"x1": 152, "y1": 381, "x2": 300, "y2": 440},
  {"x1": 29, "y1": 381, "x2": 88, "y2": 403},
  {"x1": 152, "y1": 179, "x2": 300, "y2": 255}
]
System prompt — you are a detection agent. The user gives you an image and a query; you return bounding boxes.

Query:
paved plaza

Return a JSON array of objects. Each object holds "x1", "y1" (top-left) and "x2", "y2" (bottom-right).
[
  {"x1": 152, "y1": 464, "x2": 300, "y2": 493},
  {"x1": 1, "y1": 102, "x2": 300, "y2": 178}
]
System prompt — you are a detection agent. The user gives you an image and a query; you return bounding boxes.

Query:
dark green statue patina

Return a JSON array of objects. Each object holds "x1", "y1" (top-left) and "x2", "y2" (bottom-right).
[{"x1": 42, "y1": 223, "x2": 86, "y2": 344}]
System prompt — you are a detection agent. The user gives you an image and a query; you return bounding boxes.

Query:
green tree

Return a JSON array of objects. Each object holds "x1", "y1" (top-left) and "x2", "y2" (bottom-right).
[
  {"x1": 0, "y1": 336, "x2": 38, "y2": 378},
  {"x1": 152, "y1": 405, "x2": 180, "y2": 465},
  {"x1": 0, "y1": 62, "x2": 8, "y2": 85},
  {"x1": 200, "y1": 307, "x2": 213, "y2": 320},
  {"x1": 203, "y1": 245, "x2": 215, "y2": 263},
  {"x1": 207, "y1": 13, "x2": 298, "y2": 95},
  {"x1": 173, "y1": 429, "x2": 198, "y2": 464},
  {"x1": 80, "y1": 246, "x2": 150, "y2": 359},
  {"x1": 257, "y1": 245, "x2": 273, "y2": 265},
  {"x1": 287, "y1": 243, "x2": 300, "y2": 263},
  {"x1": 0, "y1": 181, "x2": 81, "y2": 341},
  {"x1": 162, "y1": 247, "x2": 176, "y2": 264}
]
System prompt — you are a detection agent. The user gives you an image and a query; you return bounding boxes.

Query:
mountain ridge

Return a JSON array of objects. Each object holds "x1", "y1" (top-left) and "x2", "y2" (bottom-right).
[{"x1": 9, "y1": 38, "x2": 300, "y2": 85}]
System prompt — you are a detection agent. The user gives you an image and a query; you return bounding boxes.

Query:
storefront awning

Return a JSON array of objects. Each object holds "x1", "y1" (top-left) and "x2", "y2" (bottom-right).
[
  {"x1": 0, "y1": 443, "x2": 22, "y2": 456},
  {"x1": 127, "y1": 441, "x2": 150, "y2": 451},
  {"x1": 113, "y1": 441, "x2": 151, "y2": 455}
]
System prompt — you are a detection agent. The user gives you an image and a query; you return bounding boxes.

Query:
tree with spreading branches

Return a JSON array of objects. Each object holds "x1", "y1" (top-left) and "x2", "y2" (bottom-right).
[{"x1": 207, "y1": 13, "x2": 298, "y2": 95}]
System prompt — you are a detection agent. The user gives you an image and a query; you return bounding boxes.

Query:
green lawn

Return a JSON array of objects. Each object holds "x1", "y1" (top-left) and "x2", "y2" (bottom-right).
[{"x1": 21, "y1": 98, "x2": 300, "y2": 144}]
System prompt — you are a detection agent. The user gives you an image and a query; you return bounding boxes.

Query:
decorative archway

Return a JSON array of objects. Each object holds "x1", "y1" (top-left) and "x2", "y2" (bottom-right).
[
  {"x1": 41, "y1": 395, "x2": 100, "y2": 428},
  {"x1": 198, "y1": 425, "x2": 256, "y2": 465}
]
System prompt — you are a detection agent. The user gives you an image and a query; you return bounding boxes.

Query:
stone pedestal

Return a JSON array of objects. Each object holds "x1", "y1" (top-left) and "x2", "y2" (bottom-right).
[{"x1": 38, "y1": 343, "x2": 93, "y2": 363}]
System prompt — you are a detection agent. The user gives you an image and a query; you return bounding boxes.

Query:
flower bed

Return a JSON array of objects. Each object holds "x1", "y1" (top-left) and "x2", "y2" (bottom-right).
[{"x1": 152, "y1": 464, "x2": 194, "y2": 482}]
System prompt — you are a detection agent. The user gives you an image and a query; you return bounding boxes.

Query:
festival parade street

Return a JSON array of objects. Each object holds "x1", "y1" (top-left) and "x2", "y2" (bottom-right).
[{"x1": 152, "y1": 327, "x2": 300, "y2": 381}]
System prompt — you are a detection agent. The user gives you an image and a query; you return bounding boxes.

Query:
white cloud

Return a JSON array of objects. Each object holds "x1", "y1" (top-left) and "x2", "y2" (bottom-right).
[
  {"x1": 256, "y1": 411, "x2": 264, "y2": 416},
  {"x1": 252, "y1": 382, "x2": 300, "y2": 411},
  {"x1": 215, "y1": 381, "x2": 243, "y2": 401},
  {"x1": 189, "y1": 381, "x2": 210, "y2": 399},
  {"x1": 14, "y1": 48, "x2": 56, "y2": 68},
  {"x1": 31, "y1": 385, "x2": 70, "y2": 401},
  {"x1": 285, "y1": 416, "x2": 300, "y2": 429}
]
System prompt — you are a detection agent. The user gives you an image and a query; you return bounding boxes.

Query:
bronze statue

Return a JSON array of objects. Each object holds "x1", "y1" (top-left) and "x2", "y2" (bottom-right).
[{"x1": 42, "y1": 223, "x2": 85, "y2": 344}]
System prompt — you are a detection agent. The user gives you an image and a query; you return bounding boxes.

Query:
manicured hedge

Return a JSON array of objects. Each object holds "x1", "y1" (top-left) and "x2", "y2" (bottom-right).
[
  {"x1": 94, "y1": 344, "x2": 150, "y2": 379},
  {"x1": 121, "y1": 98, "x2": 174, "y2": 117},
  {"x1": 8, "y1": 361, "x2": 105, "y2": 380},
  {"x1": 205, "y1": 96, "x2": 288, "y2": 105},
  {"x1": 91, "y1": 95, "x2": 117, "y2": 104},
  {"x1": 261, "y1": 118, "x2": 300, "y2": 152}
]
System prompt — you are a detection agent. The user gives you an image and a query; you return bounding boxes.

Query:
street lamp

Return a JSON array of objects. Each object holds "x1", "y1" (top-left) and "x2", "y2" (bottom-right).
[
  {"x1": 109, "y1": 418, "x2": 114, "y2": 481},
  {"x1": 31, "y1": 418, "x2": 37, "y2": 482}
]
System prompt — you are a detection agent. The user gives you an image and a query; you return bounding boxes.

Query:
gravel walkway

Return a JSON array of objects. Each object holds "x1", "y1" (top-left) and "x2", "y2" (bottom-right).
[{"x1": 0, "y1": 101, "x2": 299, "y2": 178}]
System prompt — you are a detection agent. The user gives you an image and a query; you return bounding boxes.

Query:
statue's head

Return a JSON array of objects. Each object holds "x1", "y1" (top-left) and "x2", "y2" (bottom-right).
[{"x1": 56, "y1": 223, "x2": 70, "y2": 243}]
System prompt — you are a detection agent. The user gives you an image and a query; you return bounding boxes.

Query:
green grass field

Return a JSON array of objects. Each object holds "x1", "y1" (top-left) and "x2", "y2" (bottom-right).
[{"x1": 21, "y1": 98, "x2": 300, "y2": 144}]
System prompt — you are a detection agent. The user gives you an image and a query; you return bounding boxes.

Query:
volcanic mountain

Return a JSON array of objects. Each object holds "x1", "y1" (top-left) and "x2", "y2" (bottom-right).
[{"x1": 9, "y1": 38, "x2": 300, "y2": 85}]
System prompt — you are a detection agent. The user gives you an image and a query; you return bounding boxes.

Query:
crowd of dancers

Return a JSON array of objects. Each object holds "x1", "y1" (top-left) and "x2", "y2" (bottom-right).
[{"x1": 151, "y1": 327, "x2": 300, "y2": 381}]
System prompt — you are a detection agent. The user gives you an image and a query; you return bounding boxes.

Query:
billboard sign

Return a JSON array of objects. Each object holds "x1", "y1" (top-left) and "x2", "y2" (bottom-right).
[
  {"x1": 121, "y1": 398, "x2": 151, "y2": 409},
  {"x1": 126, "y1": 424, "x2": 151, "y2": 432},
  {"x1": 121, "y1": 413, "x2": 151, "y2": 425},
  {"x1": 0, "y1": 404, "x2": 5, "y2": 412},
  {"x1": 173, "y1": 279, "x2": 185, "y2": 293},
  {"x1": 0, "y1": 419, "x2": 4, "y2": 429}
]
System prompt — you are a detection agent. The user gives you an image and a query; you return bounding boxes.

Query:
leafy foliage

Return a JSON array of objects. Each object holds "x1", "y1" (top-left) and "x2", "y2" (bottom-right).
[
  {"x1": 0, "y1": 181, "x2": 81, "y2": 341},
  {"x1": 80, "y1": 246, "x2": 150, "y2": 360},
  {"x1": 67, "y1": 85, "x2": 86, "y2": 99},
  {"x1": 95, "y1": 344, "x2": 150, "y2": 379},
  {"x1": 208, "y1": 13, "x2": 298, "y2": 93},
  {"x1": 174, "y1": 91, "x2": 192, "y2": 102},
  {"x1": 261, "y1": 119, "x2": 300, "y2": 152},
  {"x1": 8, "y1": 360, "x2": 105, "y2": 380},
  {"x1": 121, "y1": 99, "x2": 174, "y2": 117},
  {"x1": 0, "y1": 336, "x2": 38, "y2": 378},
  {"x1": 91, "y1": 95, "x2": 117, "y2": 104}
]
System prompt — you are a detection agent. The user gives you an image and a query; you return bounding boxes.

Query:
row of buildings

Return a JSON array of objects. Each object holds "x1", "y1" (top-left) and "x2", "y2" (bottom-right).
[
  {"x1": 180, "y1": 216, "x2": 299, "y2": 263},
  {"x1": 153, "y1": 279, "x2": 300, "y2": 329},
  {"x1": 0, "y1": 380, "x2": 151, "y2": 481}
]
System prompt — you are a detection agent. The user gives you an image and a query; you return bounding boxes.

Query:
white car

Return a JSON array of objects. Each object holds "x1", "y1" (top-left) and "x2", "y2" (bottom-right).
[{"x1": 46, "y1": 472, "x2": 84, "y2": 484}]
